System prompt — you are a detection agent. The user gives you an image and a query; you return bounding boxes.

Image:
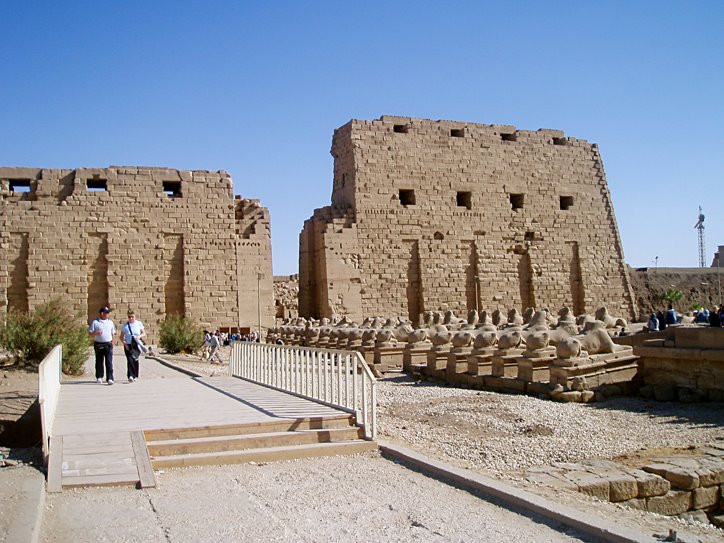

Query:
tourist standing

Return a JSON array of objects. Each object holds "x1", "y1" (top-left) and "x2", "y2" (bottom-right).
[
  {"x1": 88, "y1": 306, "x2": 116, "y2": 385},
  {"x1": 121, "y1": 310, "x2": 146, "y2": 382},
  {"x1": 208, "y1": 331, "x2": 223, "y2": 364}
]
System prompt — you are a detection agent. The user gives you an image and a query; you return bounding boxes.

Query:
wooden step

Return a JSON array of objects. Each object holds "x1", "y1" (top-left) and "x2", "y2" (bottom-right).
[
  {"x1": 151, "y1": 440, "x2": 378, "y2": 468},
  {"x1": 144, "y1": 414, "x2": 355, "y2": 441},
  {"x1": 147, "y1": 427, "x2": 365, "y2": 456}
]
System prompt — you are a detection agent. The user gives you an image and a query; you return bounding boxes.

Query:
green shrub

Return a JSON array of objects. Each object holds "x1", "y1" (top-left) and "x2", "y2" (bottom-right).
[
  {"x1": 159, "y1": 315, "x2": 202, "y2": 354},
  {"x1": 661, "y1": 287, "x2": 683, "y2": 305},
  {"x1": 0, "y1": 299, "x2": 90, "y2": 375}
]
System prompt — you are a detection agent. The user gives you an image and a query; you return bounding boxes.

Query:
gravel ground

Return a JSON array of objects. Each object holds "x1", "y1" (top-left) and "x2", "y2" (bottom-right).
[{"x1": 376, "y1": 376, "x2": 724, "y2": 476}]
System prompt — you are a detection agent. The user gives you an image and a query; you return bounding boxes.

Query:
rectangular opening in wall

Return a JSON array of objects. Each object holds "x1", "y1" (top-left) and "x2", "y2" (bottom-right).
[
  {"x1": 456, "y1": 191, "x2": 472, "y2": 209},
  {"x1": 560, "y1": 195, "x2": 574, "y2": 210},
  {"x1": 163, "y1": 234, "x2": 185, "y2": 316},
  {"x1": 8, "y1": 233, "x2": 30, "y2": 314},
  {"x1": 86, "y1": 233, "x2": 109, "y2": 322},
  {"x1": 163, "y1": 181, "x2": 182, "y2": 198},
  {"x1": 501, "y1": 133, "x2": 517, "y2": 142},
  {"x1": 510, "y1": 193, "x2": 524, "y2": 210},
  {"x1": 399, "y1": 189, "x2": 416, "y2": 206},
  {"x1": 9, "y1": 179, "x2": 31, "y2": 193},
  {"x1": 86, "y1": 179, "x2": 107, "y2": 191},
  {"x1": 552, "y1": 137, "x2": 568, "y2": 146},
  {"x1": 450, "y1": 128, "x2": 465, "y2": 138},
  {"x1": 393, "y1": 124, "x2": 409, "y2": 134}
]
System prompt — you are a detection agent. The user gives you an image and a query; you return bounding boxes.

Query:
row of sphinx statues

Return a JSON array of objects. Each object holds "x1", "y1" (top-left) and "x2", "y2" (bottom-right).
[{"x1": 269, "y1": 306, "x2": 631, "y2": 361}]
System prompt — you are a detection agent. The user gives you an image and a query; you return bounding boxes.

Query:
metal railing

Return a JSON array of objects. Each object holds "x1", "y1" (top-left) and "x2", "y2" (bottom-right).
[
  {"x1": 38, "y1": 344, "x2": 62, "y2": 463},
  {"x1": 230, "y1": 342, "x2": 377, "y2": 440}
]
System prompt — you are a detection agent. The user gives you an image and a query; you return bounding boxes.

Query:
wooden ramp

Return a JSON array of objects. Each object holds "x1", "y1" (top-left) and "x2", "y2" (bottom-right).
[{"x1": 48, "y1": 356, "x2": 375, "y2": 491}]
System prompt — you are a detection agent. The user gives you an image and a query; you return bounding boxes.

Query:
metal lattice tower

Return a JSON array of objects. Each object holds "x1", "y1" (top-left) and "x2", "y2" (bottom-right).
[{"x1": 694, "y1": 206, "x2": 705, "y2": 268}]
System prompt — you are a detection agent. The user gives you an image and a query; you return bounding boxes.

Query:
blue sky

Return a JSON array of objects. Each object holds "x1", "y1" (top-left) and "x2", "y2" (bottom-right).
[{"x1": 2, "y1": 1, "x2": 722, "y2": 275}]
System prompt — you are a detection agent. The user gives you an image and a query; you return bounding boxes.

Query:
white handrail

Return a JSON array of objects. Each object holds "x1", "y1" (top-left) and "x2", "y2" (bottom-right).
[
  {"x1": 230, "y1": 342, "x2": 377, "y2": 440},
  {"x1": 38, "y1": 344, "x2": 62, "y2": 463}
]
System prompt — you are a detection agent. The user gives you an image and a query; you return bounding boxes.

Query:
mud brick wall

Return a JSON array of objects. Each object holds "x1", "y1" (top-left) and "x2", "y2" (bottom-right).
[
  {"x1": 300, "y1": 116, "x2": 635, "y2": 323},
  {"x1": 0, "y1": 167, "x2": 274, "y2": 341}
]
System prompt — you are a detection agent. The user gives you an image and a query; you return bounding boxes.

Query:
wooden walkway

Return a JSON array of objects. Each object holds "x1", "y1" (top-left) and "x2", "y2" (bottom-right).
[{"x1": 48, "y1": 352, "x2": 351, "y2": 491}]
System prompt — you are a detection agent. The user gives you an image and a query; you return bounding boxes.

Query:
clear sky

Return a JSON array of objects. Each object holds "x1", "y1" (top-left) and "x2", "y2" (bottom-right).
[{"x1": 2, "y1": 1, "x2": 722, "y2": 275}]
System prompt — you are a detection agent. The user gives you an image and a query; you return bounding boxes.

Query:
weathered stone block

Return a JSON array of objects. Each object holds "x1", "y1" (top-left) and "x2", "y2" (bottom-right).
[
  {"x1": 692, "y1": 485, "x2": 719, "y2": 510},
  {"x1": 563, "y1": 471, "x2": 609, "y2": 500},
  {"x1": 603, "y1": 472, "x2": 639, "y2": 502},
  {"x1": 630, "y1": 469, "x2": 670, "y2": 498},
  {"x1": 646, "y1": 490, "x2": 692, "y2": 516}
]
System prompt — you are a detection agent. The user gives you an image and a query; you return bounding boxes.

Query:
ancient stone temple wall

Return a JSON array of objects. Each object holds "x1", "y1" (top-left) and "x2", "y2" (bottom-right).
[
  {"x1": 0, "y1": 167, "x2": 274, "y2": 340},
  {"x1": 300, "y1": 115, "x2": 635, "y2": 323}
]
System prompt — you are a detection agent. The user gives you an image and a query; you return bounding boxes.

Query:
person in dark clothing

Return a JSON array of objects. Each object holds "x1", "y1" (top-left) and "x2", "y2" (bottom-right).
[{"x1": 710, "y1": 307, "x2": 721, "y2": 328}]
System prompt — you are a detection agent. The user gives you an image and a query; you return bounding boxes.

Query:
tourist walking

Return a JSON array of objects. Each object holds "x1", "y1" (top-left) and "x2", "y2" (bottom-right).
[
  {"x1": 208, "y1": 331, "x2": 223, "y2": 364},
  {"x1": 121, "y1": 310, "x2": 146, "y2": 382},
  {"x1": 199, "y1": 330, "x2": 212, "y2": 360},
  {"x1": 88, "y1": 306, "x2": 117, "y2": 385}
]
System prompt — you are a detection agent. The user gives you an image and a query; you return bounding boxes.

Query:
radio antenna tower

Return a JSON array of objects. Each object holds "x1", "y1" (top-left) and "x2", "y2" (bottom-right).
[{"x1": 694, "y1": 206, "x2": 705, "y2": 267}]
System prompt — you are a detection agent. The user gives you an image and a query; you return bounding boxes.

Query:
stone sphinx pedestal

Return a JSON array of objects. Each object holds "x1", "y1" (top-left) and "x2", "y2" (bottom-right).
[
  {"x1": 549, "y1": 348, "x2": 639, "y2": 391},
  {"x1": 446, "y1": 347, "x2": 472, "y2": 382},
  {"x1": 426, "y1": 346, "x2": 451, "y2": 379},
  {"x1": 486, "y1": 348, "x2": 526, "y2": 392},
  {"x1": 374, "y1": 343, "x2": 405, "y2": 373},
  {"x1": 517, "y1": 347, "x2": 557, "y2": 383},
  {"x1": 403, "y1": 343, "x2": 431, "y2": 373},
  {"x1": 466, "y1": 348, "x2": 495, "y2": 377},
  {"x1": 358, "y1": 346, "x2": 376, "y2": 366}
]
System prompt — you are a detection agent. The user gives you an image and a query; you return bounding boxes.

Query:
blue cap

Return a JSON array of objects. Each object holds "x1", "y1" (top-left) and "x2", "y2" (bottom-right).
[{"x1": 99, "y1": 306, "x2": 111, "y2": 314}]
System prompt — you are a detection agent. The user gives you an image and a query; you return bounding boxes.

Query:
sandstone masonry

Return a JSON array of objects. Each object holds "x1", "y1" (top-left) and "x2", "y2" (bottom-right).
[
  {"x1": 0, "y1": 166, "x2": 274, "y2": 340},
  {"x1": 299, "y1": 116, "x2": 636, "y2": 323}
]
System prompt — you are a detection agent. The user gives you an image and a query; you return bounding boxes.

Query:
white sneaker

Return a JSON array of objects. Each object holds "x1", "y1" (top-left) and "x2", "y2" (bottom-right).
[
  {"x1": 96, "y1": 378, "x2": 103, "y2": 384},
  {"x1": 107, "y1": 380, "x2": 114, "y2": 385}
]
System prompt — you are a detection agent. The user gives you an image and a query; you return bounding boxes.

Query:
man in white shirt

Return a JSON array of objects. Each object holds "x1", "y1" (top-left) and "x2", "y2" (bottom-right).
[{"x1": 88, "y1": 306, "x2": 117, "y2": 385}]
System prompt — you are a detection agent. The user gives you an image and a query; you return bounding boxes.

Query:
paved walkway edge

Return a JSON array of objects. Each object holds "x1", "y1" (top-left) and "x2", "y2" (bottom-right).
[
  {"x1": 378, "y1": 441, "x2": 656, "y2": 543},
  {"x1": 147, "y1": 355, "x2": 205, "y2": 378},
  {"x1": 6, "y1": 470, "x2": 45, "y2": 543}
]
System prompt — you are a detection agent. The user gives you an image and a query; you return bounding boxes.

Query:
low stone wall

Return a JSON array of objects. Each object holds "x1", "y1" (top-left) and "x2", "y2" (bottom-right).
[
  {"x1": 635, "y1": 327, "x2": 724, "y2": 401},
  {"x1": 525, "y1": 444, "x2": 724, "y2": 527}
]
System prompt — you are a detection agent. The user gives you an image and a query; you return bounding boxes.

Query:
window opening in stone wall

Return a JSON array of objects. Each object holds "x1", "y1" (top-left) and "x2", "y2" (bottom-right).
[
  {"x1": 510, "y1": 193, "x2": 524, "y2": 210},
  {"x1": 9, "y1": 179, "x2": 31, "y2": 193},
  {"x1": 450, "y1": 128, "x2": 465, "y2": 138},
  {"x1": 434, "y1": 232, "x2": 444, "y2": 240},
  {"x1": 399, "y1": 189, "x2": 416, "y2": 206},
  {"x1": 8, "y1": 233, "x2": 30, "y2": 314},
  {"x1": 501, "y1": 133, "x2": 517, "y2": 142},
  {"x1": 560, "y1": 196, "x2": 574, "y2": 210},
  {"x1": 86, "y1": 179, "x2": 108, "y2": 191},
  {"x1": 164, "y1": 234, "x2": 185, "y2": 316},
  {"x1": 341, "y1": 173, "x2": 347, "y2": 187},
  {"x1": 525, "y1": 231, "x2": 536, "y2": 241},
  {"x1": 163, "y1": 181, "x2": 182, "y2": 198},
  {"x1": 456, "y1": 191, "x2": 472, "y2": 209},
  {"x1": 393, "y1": 124, "x2": 409, "y2": 134},
  {"x1": 552, "y1": 137, "x2": 568, "y2": 146},
  {"x1": 87, "y1": 233, "x2": 109, "y2": 322}
]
